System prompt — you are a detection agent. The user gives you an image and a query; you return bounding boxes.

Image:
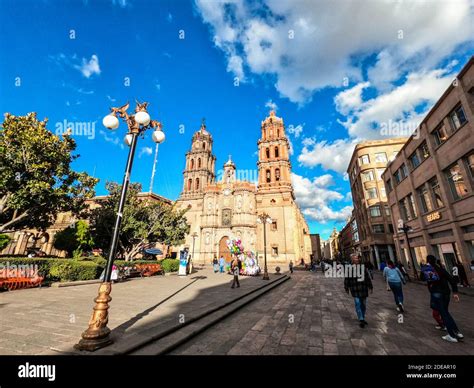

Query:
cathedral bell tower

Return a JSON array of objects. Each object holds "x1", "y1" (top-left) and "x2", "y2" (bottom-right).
[
  {"x1": 257, "y1": 111, "x2": 293, "y2": 194},
  {"x1": 181, "y1": 121, "x2": 216, "y2": 199}
]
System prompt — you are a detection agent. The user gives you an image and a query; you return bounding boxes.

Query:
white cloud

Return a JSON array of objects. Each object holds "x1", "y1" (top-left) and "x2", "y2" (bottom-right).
[
  {"x1": 75, "y1": 54, "x2": 101, "y2": 78},
  {"x1": 167, "y1": 12, "x2": 173, "y2": 23},
  {"x1": 334, "y1": 82, "x2": 370, "y2": 115},
  {"x1": 106, "y1": 95, "x2": 116, "y2": 102},
  {"x1": 292, "y1": 173, "x2": 353, "y2": 223},
  {"x1": 337, "y1": 68, "x2": 456, "y2": 140},
  {"x1": 195, "y1": 0, "x2": 471, "y2": 104},
  {"x1": 139, "y1": 146, "x2": 153, "y2": 158},
  {"x1": 298, "y1": 138, "x2": 358, "y2": 174},
  {"x1": 265, "y1": 99, "x2": 278, "y2": 112},
  {"x1": 99, "y1": 130, "x2": 120, "y2": 146}
]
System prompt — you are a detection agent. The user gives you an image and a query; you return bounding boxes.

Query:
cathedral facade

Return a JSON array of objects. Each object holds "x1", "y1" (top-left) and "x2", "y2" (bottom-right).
[{"x1": 175, "y1": 111, "x2": 312, "y2": 266}]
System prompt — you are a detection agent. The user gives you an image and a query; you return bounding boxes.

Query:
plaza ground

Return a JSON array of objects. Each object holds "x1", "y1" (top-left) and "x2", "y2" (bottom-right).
[{"x1": 0, "y1": 267, "x2": 473, "y2": 355}]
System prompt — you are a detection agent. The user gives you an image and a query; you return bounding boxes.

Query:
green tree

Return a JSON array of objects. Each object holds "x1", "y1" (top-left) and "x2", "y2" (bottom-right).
[
  {"x1": 53, "y1": 220, "x2": 94, "y2": 258},
  {"x1": 0, "y1": 113, "x2": 98, "y2": 232},
  {"x1": 90, "y1": 182, "x2": 189, "y2": 261},
  {"x1": 0, "y1": 233, "x2": 11, "y2": 250}
]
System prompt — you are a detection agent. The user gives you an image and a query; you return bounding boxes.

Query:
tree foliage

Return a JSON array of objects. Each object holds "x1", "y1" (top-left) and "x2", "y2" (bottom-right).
[
  {"x1": 53, "y1": 220, "x2": 94, "y2": 258},
  {"x1": 0, "y1": 113, "x2": 98, "y2": 232},
  {"x1": 0, "y1": 233, "x2": 11, "y2": 251},
  {"x1": 89, "y1": 182, "x2": 189, "y2": 261}
]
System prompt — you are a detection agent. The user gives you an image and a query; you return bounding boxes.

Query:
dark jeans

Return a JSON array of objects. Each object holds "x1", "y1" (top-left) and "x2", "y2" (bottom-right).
[
  {"x1": 430, "y1": 292, "x2": 459, "y2": 338},
  {"x1": 353, "y1": 297, "x2": 367, "y2": 321},
  {"x1": 231, "y1": 275, "x2": 240, "y2": 288},
  {"x1": 388, "y1": 281, "x2": 404, "y2": 305}
]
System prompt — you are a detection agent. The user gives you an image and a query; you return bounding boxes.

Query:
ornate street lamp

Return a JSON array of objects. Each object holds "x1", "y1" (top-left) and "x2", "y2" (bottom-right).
[
  {"x1": 75, "y1": 101, "x2": 165, "y2": 351},
  {"x1": 257, "y1": 212, "x2": 272, "y2": 280}
]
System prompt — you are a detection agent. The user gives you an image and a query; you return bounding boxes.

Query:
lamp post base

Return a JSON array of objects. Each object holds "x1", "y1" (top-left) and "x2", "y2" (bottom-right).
[
  {"x1": 262, "y1": 269, "x2": 270, "y2": 280},
  {"x1": 74, "y1": 282, "x2": 113, "y2": 352}
]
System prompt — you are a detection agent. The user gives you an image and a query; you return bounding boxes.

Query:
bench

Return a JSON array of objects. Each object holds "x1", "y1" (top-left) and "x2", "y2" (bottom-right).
[
  {"x1": 0, "y1": 276, "x2": 44, "y2": 291},
  {"x1": 135, "y1": 263, "x2": 164, "y2": 277}
]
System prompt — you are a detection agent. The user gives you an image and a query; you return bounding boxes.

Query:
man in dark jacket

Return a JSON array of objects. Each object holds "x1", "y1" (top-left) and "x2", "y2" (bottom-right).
[
  {"x1": 422, "y1": 255, "x2": 463, "y2": 343},
  {"x1": 344, "y1": 254, "x2": 373, "y2": 328}
]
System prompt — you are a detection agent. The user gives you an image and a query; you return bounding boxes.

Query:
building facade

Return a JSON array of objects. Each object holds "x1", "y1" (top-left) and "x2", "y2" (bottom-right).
[
  {"x1": 348, "y1": 138, "x2": 408, "y2": 267},
  {"x1": 175, "y1": 112, "x2": 312, "y2": 265},
  {"x1": 383, "y1": 56, "x2": 474, "y2": 281},
  {"x1": 309, "y1": 233, "x2": 322, "y2": 262}
]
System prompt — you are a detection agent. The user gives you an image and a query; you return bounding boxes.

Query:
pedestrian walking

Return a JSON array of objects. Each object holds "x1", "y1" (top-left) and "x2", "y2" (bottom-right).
[
  {"x1": 219, "y1": 255, "x2": 225, "y2": 273},
  {"x1": 421, "y1": 255, "x2": 463, "y2": 343},
  {"x1": 453, "y1": 261, "x2": 470, "y2": 287},
  {"x1": 344, "y1": 253, "x2": 373, "y2": 328},
  {"x1": 212, "y1": 255, "x2": 219, "y2": 273},
  {"x1": 289, "y1": 260, "x2": 294, "y2": 274},
  {"x1": 231, "y1": 257, "x2": 241, "y2": 288},
  {"x1": 383, "y1": 260, "x2": 406, "y2": 312},
  {"x1": 366, "y1": 261, "x2": 374, "y2": 280}
]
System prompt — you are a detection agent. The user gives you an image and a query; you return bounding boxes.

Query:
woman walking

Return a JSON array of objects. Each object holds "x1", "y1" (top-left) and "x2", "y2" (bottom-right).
[
  {"x1": 212, "y1": 255, "x2": 219, "y2": 273},
  {"x1": 383, "y1": 260, "x2": 406, "y2": 312}
]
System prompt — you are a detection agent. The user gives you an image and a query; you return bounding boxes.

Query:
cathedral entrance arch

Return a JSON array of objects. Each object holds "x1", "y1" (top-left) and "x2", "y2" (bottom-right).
[{"x1": 219, "y1": 236, "x2": 231, "y2": 263}]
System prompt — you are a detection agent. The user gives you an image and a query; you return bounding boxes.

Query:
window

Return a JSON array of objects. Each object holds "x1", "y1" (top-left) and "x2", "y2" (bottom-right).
[
  {"x1": 274, "y1": 146, "x2": 279, "y2": 158},
  {"x1": 372, "y1": 224, "x2": 385, "y2": 234},
  {"x1": 374, "y1": 152, "x2": 388, "y2": 163},
  {"x1": 275, "y1": 168, "x2": 281, "y2": 181},
  {"x1": 195, "y1": 178, "x2": 200, "y2": 190},
  {"x1": 394, "y1": 163, "x2": 408, "y2": 183},
  {"x1": 187, "y1": 179, "x2": 192, "y2": 191},
  {"x1": 369, "y1": 205, "x2": 381, "y2": 217},
  {"x1": 375, "y1": 168, "x2": 385, "y2": 181},
  {"x1": 266, "y1": 148, "x2": 270, "y2": 158},
  {"x1": 366, "y1": 187, "x2": 378, "y2": 199},
  {"x1": 386, "y1": 178, "x2": 393, "y2": 193},
  {"x1": 198, "y1": 158, "x2": 201, "y2": 168},
  {"x1": 417, "y1": 185, "x2": 433, "y2": 213},
  {"x1": 432, "y1": 123, "x2": 449, "y2": 146},
  {"x1": 190, "y1": 159, "x2": 195, "y2": 169},
  {"x1": 446, "y1": 163, "x2": 468, "y2": 200},
  {"x1": 420, "y1": 141, "x2": 430, "y2": 161},
  {"x1": 384, "y1": 205, "x2": 391, "y2": 216},
  {"x1": 271, "y1": 221, "x2": 277, "y2": 231},
  {"x1": 358, "y1": 154, "x2": 370, "y2": 166},
  {"x1": 362, "y1": 170, "x2": 375, "y2": 182},
  {"x1": 388, "y1": 224, "x2": 394, "y2": 233},
  {"x1": 409, "y1": 151, "x2": 420, "y2": 169},
  {"x1": 449, "y1": 105, "x2": 467, "y2": 131},
  {"x1": 266, "y1": 169, "x2": 271, "y2": 183},
  {"x1": 272, "y1": 247, "x2": 278, "y2": 255},
  {"x1": 429, "y1": 177, "x2": 444, "y2": 208},
  {"x1": 465, "y1": 153, "x2": 474, "y2": 179},
  {"x1": 203, "y1": 142, "x2": 206, "y2": 150},
  {"x1": 399, "y1": 198, "x2": 411, "y2": 221},
  {"x1": 408, "y1": 193, "x2": 417, "y2": 218},
  {"x1": 380, "y1": 186, "x2": 386, "y2": 198}
]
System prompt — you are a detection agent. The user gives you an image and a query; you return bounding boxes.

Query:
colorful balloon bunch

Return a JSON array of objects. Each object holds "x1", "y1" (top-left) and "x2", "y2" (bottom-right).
[{"x1": 226, "y1": 238, "x2": 244, "y2": 256}]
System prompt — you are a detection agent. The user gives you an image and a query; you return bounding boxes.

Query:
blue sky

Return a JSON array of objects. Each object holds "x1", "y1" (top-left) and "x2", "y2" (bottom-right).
[{"x1": 0, "y1": 0, "x2": 472, "y2": 240}]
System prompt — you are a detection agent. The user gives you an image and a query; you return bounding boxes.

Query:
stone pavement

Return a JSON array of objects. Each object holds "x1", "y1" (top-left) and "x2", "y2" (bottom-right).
[
  {"x1": 172, "y1": 270, "x2": 474, "y2": 355},
  {"x1": 0, "y1": 268, "x2": 281, "y2": 355}
]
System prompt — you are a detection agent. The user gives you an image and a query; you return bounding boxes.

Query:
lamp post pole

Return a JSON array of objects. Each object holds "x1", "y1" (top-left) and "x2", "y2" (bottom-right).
[
  {"x1": 257, "y1": 213, "x2": 271, "y2": 281},
  {"x1": 398, "y1": 220, "x2": 418, "y2": 280},
  {"x1": 75, "y1": 101, "x2": 165, "y2": 352}
]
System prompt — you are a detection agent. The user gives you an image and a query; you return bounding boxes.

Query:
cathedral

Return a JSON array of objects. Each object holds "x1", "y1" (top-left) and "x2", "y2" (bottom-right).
[{"x1": 175, "y1": 111, "x2": 312, "y2": 266}]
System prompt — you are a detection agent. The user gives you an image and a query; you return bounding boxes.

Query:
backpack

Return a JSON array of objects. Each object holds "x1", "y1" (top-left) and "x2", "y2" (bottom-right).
[{"x1": 420, "y1": 263, "x2": 440, "y2": 282}]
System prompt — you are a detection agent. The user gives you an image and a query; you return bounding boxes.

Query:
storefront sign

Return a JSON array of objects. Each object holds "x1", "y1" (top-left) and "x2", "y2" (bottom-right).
[{"x1": 426, "y1": 211, "x2": 441, "y2": 222}]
